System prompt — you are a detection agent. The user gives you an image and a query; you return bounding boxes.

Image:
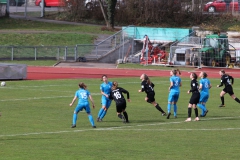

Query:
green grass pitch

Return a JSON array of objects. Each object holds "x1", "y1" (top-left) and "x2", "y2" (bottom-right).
[{"x1": 1, "y1": 77, "x2": 240, "y2": 160}]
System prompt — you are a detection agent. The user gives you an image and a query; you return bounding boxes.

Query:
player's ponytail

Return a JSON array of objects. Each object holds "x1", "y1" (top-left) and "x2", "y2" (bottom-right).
[
  {"x1": 172, "y1": 69, "x2": 181, "y2": 75},
  {"x1": 220, "y1": 69, "x2": 225, "y2": 74},
  {"x1": 176, "y1": 69, "x2": 181, "y2": 75},
  {"x1": 142, "y1": 74, "x2": 151, "y2": 85},
  {"x1": 202, "y1": 72, "x2": 208, "y2": 78},
  {"x1": 112, "y1": 81, "x2": 118, "y2": 90},
  {"x1": 79, "y1": 82, "x2": 87, "y2": 89}
]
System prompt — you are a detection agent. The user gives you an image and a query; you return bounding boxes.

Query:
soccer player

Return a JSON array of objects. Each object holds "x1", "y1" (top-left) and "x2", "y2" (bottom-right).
[
  {"x1": 217, "y1": 69, "x2": 240, "y2": 107},
  {"x1": 69, "y1": 82, "x2": 96, "y2": 128},
  {"x1": 185, "y1": 72, "x2": 200, "y2": 122},
  {"x1": 109, "y1": 81, "x2": 130, "y2": 123},
  {"x1": 97, "y1": 75, "x2": 113, "y2": 122},
  {"x1": 138, "y1": 73, "x2": 166, "y2": 116},
  {"x1": 197, "y1": 72, "x2": 212, "y2": 117},
  {"x1": 167, "y1": 69, "x2": 182, "y2": 119}
]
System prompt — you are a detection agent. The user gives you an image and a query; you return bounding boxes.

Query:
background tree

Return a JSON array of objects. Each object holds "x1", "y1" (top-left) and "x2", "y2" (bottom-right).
[
  {"x1": 107, "y1": 0, "x2": 117, "y2": 29},
  {"x1": 98, "y1": 0, "x2": 110, "y2": 27}
]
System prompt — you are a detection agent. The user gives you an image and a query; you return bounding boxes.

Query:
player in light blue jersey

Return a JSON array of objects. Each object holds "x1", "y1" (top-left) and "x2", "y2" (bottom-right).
[
  {"x1": 167, "y1": 69, "x2": 182, "y2": 119},
  {"x1": 97, "y1": 75, "x2": 113, "y2": 122},
  {"x1": 197, "y1": 72, "x2": 212, "y2": 117},
  {"x1": 69, "y1": 82, "x2": 96, "y2": 128}
]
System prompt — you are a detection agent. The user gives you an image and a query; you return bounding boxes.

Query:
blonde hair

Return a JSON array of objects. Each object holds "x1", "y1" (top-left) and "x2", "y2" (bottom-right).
[{"x1": 112, "y1": 81, "x2": 118, "y2": 90}]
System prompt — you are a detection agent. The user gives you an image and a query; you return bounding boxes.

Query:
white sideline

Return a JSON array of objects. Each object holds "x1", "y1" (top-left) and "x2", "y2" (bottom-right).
[{"x1": 0, "y1": 116, "x2": 239, "y2": 138}]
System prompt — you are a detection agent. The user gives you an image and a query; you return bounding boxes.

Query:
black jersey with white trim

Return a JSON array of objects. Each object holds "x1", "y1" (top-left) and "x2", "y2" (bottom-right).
[
  {"x1": 109, "y1": 87, "x2": 129, "y2": 104},
  {"x1": 141, "y1": 80, "x2": 155, "y2": 94},
  {"x1": 189, "y1": 79, "x2": 199, "y2": 93},
  {"x1": 219, "y1": 74, "x2": 234, "y2": 87}
]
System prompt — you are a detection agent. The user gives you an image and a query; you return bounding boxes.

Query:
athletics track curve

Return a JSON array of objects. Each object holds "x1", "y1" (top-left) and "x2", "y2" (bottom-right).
[{"x1": 27, "y1": 66, "x2": 240, "y2": 80}]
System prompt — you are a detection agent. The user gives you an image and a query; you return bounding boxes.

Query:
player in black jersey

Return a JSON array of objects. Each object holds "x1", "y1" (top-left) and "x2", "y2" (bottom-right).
[
  {"x1": 138, "y1": 74, "x2": 166, "y2": 116},
  {"x1": 217, "y1": 69, "x2": 240, "y2": 107},
  {"x1": 185, "y1": 72, "x2": 200, "y2": 122},
  {"x1": 109, "y1": 81, "x2": 130, "y2": 123}
]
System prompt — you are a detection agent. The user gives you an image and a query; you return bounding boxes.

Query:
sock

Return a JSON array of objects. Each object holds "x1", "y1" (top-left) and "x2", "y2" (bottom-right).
[
  {"x1": 188, "y1": 108, "x2": 192, "y2": 118},
  {"x1": 194, "y1": 108, "x2": 199, "y2": 117},
  {"x1": 123, "y1": 111, "x2": 129, "y2": 122},
  {"x1": 203, "y1": 104, "x2": 207, "y2": 114},
  {"x1": 72, "y1": 113, "x2": 77, "y2": 125},
  {"x1": 118, "y1": 114, "x2": 123, "y2": 119},
  {"x1": 197, "y1": 103, "x2": 206, "y2": 115},
  {"x1": 221, "y1": 96, "x2": 224, "y2": 105},
  {"x1": 235, "y1": 97, "x2": 240, "y2": 103},
  {"x1": 173, "y1": 104, "x2": 177, "y2": 117},
  {"x1": 98, "y1": 108, "x2": 104, "y2": 118},
  {"x1": 100, "y1": 110, "x2": 107, "y2": 119},
  {"x1": 88, "y1": 114, "x2": 95, "y2": 126},
  {"x1": 167, "y1": 103, "x2": 171, "y2": 113},
  {"x1": 155, "y1": 104, "x2": 165, "y2": 113}
]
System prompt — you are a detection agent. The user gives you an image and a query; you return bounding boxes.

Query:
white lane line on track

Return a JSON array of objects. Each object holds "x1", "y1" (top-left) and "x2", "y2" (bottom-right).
[{"x1": 0, "y1": 116, "x2": 239, "y2": 138}]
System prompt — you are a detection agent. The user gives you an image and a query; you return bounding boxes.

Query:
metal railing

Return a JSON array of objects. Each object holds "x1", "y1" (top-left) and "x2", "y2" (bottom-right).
[{"x1": 0, "y1": 26, "x2": 135, "y2": 62}]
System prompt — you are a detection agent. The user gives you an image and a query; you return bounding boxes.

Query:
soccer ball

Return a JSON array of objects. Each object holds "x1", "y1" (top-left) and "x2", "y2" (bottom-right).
[{"x1": 1, "y1": 81, "x2": 6, "y2": 87}]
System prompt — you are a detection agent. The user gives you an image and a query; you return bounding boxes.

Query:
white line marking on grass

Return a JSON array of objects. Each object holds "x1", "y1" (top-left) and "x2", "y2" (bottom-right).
[
  {"x1": 111, "y1": 128, "x2": 240, "y2": 131},
  {"x1": 0, "y1": 116, "x2": 239, "y2": 138},
  {"x1": 0, "y1": 93, "x2": 102, "y2": 102}
]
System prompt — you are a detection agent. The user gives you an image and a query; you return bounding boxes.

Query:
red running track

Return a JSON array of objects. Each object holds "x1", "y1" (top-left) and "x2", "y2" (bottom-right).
[{"x1": 27, "y1": 66, "x2": 240, "y2": 80}]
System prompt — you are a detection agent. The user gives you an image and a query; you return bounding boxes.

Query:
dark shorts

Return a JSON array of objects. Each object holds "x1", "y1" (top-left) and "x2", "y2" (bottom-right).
[
  {"x1": 189, "y1": 92, "x2": 200, "y2": 105},
  {"x1": 147, "y1": 92, "x2": 155, "y2": 103},
  {"x1": 223, "y1": 85, "x2": 234, "y2": 96},
  {"x1": 116, "y1": 101, "x2": 127, "y2": 113}
]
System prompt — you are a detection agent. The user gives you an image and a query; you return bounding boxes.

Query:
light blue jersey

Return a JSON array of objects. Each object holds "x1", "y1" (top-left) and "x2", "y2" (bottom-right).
[
  {"x1": 200, "y1": 78, "x2": 210, "y2": 93},
  {"x1": 170, "y1": 76, "x2": 181, "y2": 93},
  {"x1": 198, "y1": 78, "x2": 211, "y2": 116},
  {"x1": 168, "y1": 76, "x2": 181, "y2": 102},
  {"x1": 100, "y1": 81, "x2": 112, "y2": 98},
  {"x1": 72, "y1": 88, "x2": 95, "y2": 127},
  {"x1": 167, "y1": 75, "x2": 181, "y2": 117},
  {"x1": 100, "y1": 81, "x2": 112, "y2": 108},
  {"x1": 199, "y1": 78, "x2": 211, "y2": 103},
  {"x1": 75, "y1": 89, "x2": 90, "y2": 105}
]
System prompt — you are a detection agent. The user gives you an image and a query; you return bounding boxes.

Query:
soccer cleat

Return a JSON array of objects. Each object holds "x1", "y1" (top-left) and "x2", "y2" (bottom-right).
[
  {"x1": 203, "y1": 110, "x2": 208, "y2": 117},
  {"x1": 71, "y1": 125, "x2": 76, "y2": 128},
  {"x1": 92, "y1": 126, "x2": 96, "y2": 128},
  {"x1": 166, "y1": 113, "x2": 171, "y2": 119},
  {"x1": 194, "y1": 117, "x2": 200, "y2": 121},
  {"x1": 162, "y1": 112, "x2": 166, "y2": 116},
  {"x1": 200, "y1": 114, "x2": 204, "y2": 117},
  {"x1": 185, "y1": 118, "x2": 191, "y2": 122},
  {"x1": 126, "y1": 121, "x2": 130, "y2": 123},
  {"x1": 174, "y1": 116, "x2": 177, "y2": 118},
  {"x1": 122, "y1": 116, "x2": 126, "y2": 123},
  {"x1": 97, "y1": 118, "x2": 102, "y2": 122},
  {"x1": 219, "y1": 104, "x2": 225, "y2": 107}
]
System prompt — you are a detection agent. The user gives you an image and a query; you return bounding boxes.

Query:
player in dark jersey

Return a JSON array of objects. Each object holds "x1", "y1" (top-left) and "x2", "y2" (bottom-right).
[
  {"x1": 217, "y1": 69, "x2": 240, "y2": 107},
  {"x1": 109, "y1": 81, "x2": 130, "y2": 123},
  {"x1": 185, "y1": 72, "x2": 200, "y2": 122},
  {"x1": 138, "y1": 73, "x2": 166, "y2": 116}
]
